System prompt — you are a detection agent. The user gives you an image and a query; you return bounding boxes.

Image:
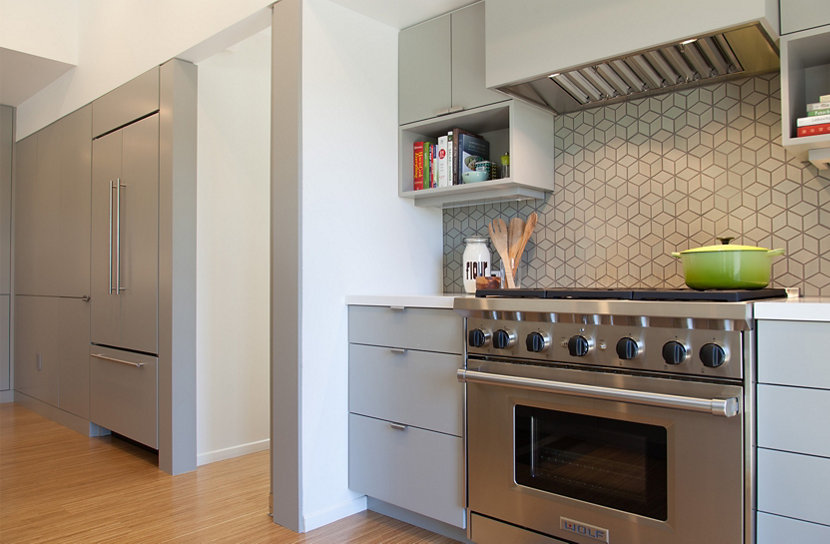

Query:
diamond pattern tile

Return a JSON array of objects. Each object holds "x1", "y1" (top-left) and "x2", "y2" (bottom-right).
[{"x1": 443, "y1": 74, "x2": 830, "y2": 295}]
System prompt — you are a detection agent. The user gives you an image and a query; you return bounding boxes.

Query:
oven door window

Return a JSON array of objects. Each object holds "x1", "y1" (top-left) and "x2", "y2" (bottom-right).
[{"x1": 515, "y1": 405, "x2": 667, "y2": 521}]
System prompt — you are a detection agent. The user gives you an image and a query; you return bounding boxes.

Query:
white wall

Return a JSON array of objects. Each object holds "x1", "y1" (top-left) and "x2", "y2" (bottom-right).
[
  {"x1": 195, "y1": 28, "x2": 271, "y2": 465},
  {"x1": 296, "y1": 0, "x2": 443, "y2": 530},
  {"x1": 15, "y1": 0, "x2": 273, "y2": 139}
]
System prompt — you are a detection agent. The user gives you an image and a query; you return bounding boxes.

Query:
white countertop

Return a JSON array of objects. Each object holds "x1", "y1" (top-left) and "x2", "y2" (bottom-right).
[
  {"x1": 755, "y1": 297, "x2": 830, "y2": 322},
  {"x1": 346, "y1": 294, "x2": 470, "y2": 309}
]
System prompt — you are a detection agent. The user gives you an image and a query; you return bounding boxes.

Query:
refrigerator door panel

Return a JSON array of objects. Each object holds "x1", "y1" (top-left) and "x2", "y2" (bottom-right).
[
  {"x1": 91, "y1": 129, "x2": 122, "y2": 347},
  {"x1": 118, "y1": 115, "x2": 159, "y2": 354},
  {"x1": 91, "y1": 114, "x2": 159, "y2": 354}
]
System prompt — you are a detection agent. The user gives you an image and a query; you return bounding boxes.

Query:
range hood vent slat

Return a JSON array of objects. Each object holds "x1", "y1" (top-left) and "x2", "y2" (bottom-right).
[{"x1": 507, "y1": 23, "x2": 778, "y2": 114}]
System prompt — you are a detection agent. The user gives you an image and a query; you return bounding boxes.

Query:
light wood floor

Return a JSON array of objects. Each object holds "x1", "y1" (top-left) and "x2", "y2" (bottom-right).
[{"x1": 0, "y1": 403, "x2": 459, "y2": 543}]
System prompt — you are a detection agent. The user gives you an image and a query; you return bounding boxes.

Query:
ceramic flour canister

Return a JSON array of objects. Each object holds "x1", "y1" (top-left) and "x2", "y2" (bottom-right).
[{"x1": 463, "y1": 236, "x2": 491, "y2": 293}]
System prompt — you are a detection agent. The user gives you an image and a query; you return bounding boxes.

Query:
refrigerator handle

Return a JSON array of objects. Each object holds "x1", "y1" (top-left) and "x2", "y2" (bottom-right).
[
  {"x1": 116, "y1": 178, "x2": 122, "y2": 294},
  {"x1": 108, "y1": 180, "x2": 114, "y2": 294}
]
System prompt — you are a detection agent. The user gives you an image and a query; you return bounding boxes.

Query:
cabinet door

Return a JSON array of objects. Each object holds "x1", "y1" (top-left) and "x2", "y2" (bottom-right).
[
  {"x1": 781, "y1": 0, "x2": 830, "y2": 34},
  {"x1": 54, "y1": 106, "x2": 92, "y2": 297},
  {"x1": 399, "y1": 14, "x2": 452, "y2": 125},
  {"x1": 0, "y1": 105, "x2": 11, "y2": 294},
  {"x1": 91, "y1": 114, "x2": 159, "y2": 354},
  {"x1": 14, "y1": 296, "x2": 59, "y2": 406},
  {"x1": 0, "y1": 295, "x2": 8, "y2": 390},
  {"x1": 451, "y1": 3, "x2": 504, "y2": 113},
  {"x1": 57, "y1": 298, "x2": 91, "y2": 418}
]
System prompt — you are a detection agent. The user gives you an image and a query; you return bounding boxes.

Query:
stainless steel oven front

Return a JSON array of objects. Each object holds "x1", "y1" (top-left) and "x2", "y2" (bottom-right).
[{"x1": 455, "y1": 297, "x2": 753, "y2": 544}]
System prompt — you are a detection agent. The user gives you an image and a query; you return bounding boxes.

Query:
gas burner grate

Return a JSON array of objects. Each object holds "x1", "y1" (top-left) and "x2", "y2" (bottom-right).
[{"x1": 474, "y1": 287, "x2": 788, "y2": 302}]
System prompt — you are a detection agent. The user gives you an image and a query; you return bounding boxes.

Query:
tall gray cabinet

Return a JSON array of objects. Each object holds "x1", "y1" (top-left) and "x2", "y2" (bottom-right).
[
  {"x1": 13, "y1": 106, "x2": 92, "y2": 420},
  {"x1": 0, "y1": 106, "x2": 12, "y2": 394}
]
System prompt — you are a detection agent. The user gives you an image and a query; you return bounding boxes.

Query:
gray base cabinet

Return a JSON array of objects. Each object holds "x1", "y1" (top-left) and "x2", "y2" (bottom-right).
[
  {"x1": 90, "y1": 345, "x2": 158, "y2": 448},
  {"x1": 348, "y1": 304, "x2": 465, "y2": 528},
  {"x1": 756, "y1": 319, "x2": 830, "y2": 540},
  {"x1": 13, "y1": 296, "x2": 90, "y2": 417}
]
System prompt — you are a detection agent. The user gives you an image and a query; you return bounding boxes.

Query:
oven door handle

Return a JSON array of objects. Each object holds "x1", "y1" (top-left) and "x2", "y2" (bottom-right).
[{"x1": 457, "y1": 369, "x2": 740, "y2": 417}]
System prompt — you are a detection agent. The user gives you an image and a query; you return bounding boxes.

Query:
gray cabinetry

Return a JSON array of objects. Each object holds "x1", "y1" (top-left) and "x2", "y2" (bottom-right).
[
  {"x1": 14, "y1": 296, "x2": 90, "y2": 417},
  {"x1": 781, "y1": 0, "x2": 830, "y2": 34},
  {"x1": 92, "y1": 67, "x2": 159, "y2": 138},
  {"x1": 756, "y1": 319, "x2": 830, "y2": 541},
  {"x1": 90, "y1": 345, "x2": 158, "y2": 448},
  {"x1": 399, "y1": 2, "x2": 503, "y2": 126},
  {"x1": 91, "y1": 113, "x2": 159, "y2": 355},
  {"x1": 1, "y1": 106, "x2": 11, "y2": 392},
  {"x1": 348, "y1": 303, "x2": 465, "y2": 529},
  {"x1": 14, "y1": 106, "x2": 91, "y2": 297}
]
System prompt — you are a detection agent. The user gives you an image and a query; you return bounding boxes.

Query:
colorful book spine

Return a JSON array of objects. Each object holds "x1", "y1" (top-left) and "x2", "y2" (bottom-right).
[
  {"x1": 413, "y1": 141, "x2": 424, "y2": 191},
  {"x1": 807, "y1": 102, "x2": 830, "y2": 112},
  {"x1": 797, "y1": 123, "x2": 830, "y2": 137},
  {"x1": 796, "y1": 114, "x2": 830, "y2": 127},
  {"x1": 820, "y1": 94, "x2": 830, "y2": 103},
  {"x1": 446, "y1": 131, "x2": 454, "y2": 186},
  {"x1": 424, "y1": 142, "x2": 432, "y2": 189},
  {"x1": 807, "y1": 109, "x2": 830, "y2": 117},
  {"x1": 437, "y1": 135, "x2": 448, "y2": 187}
]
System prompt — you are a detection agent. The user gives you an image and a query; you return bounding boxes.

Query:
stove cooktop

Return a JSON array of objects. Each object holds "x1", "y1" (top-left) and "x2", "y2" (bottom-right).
[{"x1": 473, "y1": 287, "x2": 789, "y2": 302}]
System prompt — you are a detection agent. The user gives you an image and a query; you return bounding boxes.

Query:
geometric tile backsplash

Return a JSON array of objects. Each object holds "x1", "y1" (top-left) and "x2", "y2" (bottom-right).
[{"x1": 443, "y1": 73, "x2": 830, "y2": 295}]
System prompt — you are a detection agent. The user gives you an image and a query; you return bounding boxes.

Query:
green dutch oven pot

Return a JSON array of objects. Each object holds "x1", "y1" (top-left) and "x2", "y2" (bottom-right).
[{"x1": 671, "y1": 237, "x2": 785, "y2": 290}]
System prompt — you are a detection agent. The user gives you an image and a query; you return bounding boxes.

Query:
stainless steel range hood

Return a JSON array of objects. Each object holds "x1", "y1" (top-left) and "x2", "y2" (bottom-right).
[{"x1": 497, "y1": 23, "x2": 779, "y2": 114}]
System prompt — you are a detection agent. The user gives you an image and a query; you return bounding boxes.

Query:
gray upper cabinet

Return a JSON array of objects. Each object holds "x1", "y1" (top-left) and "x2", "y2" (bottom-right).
[
  {"x1": 92, "y1": 67, "x2": 159, "y2": 138},
  {"x1": 91, "y1": 113, "x2": 159, "y2": 355},
  {"x1": 399, "y1": 2, "x2": 504, "y2": 125},
  {"x1": 781, "y1": 0, "x2": 830, "y2": 34},
  {"x1": 14, "y1": 106, "x2": 92, "y2": 298}
]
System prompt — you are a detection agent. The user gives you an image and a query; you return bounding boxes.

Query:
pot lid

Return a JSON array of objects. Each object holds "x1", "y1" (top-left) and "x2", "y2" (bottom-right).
[{"x1": 679, "y1": 236, "x2": 769, "y2": 254}]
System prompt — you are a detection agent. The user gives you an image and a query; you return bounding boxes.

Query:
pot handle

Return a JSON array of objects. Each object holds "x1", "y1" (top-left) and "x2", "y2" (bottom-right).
[
  {"x1": 768, "y1": 248, "x2": 785, "y2": 257},
  {"x1": 717, "y1": 236, "x2": 734, "y2": 245},
  {"x1": 671, "y1": 252, "x2": 681, "y2": 258}
]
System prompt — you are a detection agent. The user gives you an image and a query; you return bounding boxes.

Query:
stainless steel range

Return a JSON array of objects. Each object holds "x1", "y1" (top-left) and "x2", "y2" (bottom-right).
[{"x1": 454, "y1": 288, "x2": 786, "y2": 544}]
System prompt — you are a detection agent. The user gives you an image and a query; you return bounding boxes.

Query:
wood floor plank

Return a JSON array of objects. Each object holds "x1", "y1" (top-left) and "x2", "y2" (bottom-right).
[{"x1": 0, "y1": 403, "x2": 460, "y2": 543}]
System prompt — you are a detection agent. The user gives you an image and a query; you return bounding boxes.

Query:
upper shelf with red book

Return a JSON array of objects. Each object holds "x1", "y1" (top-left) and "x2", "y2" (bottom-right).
[{"x1": 398, "y1": 100, "x2": 554, "y2": 208}]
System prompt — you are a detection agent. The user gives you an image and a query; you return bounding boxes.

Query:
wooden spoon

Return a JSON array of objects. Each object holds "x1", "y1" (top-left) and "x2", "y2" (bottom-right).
[
  {"x1": 512, "y1": 212, "x2": 537, "y2": 278},
  {"x1": 488, "y1": 218, "x2": 515, "y2": 288},
  {"x1": 508, "y1": 216, "x2": 525, "y2": 268}
]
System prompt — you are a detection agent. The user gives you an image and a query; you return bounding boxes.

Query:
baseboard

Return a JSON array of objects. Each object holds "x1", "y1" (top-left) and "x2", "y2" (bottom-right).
[
  {"x1": 302, "y1": 495, "x2": 368, "y2": 532},
  {"x1": 0, "y1": 389, "x2": 13, "y2": 403},
  {"x1": 13, "y1": 391, "x2": 110, "y2": 437},
  {"x1": 197, "y1": 438, "x2": 270, "y2": 466},
  {"x1": 368, "y1": 498, "x2": 470, "y2": 543}
]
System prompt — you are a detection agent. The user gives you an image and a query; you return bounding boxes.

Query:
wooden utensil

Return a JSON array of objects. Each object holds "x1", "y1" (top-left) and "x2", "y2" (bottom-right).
[
  {"x1": 512, "y1": 212, "x2": 537, "y2": 278},
  {"x1": 508, "y1": 216, "x2": 525, "y2": 269},
  {"x1": 488, "y1": 218, "x2": 515, "y2": 288}
]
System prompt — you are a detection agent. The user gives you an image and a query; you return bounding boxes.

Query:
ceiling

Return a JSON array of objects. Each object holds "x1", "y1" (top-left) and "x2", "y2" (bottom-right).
[
  {"x1": 328, "y1": 0, "x2": 474, "y2": 29},
  {"x1": 0, "y1": 0, "x2": 471, "y2": 108},
  {"x1": 0, "y1": 47, "x2": 74, "y2": 107}
]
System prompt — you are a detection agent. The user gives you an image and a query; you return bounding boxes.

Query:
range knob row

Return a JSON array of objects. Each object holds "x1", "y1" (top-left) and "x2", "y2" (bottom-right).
[{"x1": 467, "y1": 328, "x2": 727, "y2": 368}]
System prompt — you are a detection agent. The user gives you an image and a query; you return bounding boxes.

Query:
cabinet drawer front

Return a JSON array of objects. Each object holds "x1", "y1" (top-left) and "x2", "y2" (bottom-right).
[
  {"x1": 758, "y1": 384, "x2": 830, "y2": 457},
  {"x1": 758, "y1": 321, "x2": 830, "y2": 388},
  {"x1": 92, "y1": 67, "x2": 159, "y2": 137},
  {"x1": 757, "y1": 512, "x2": 830, "y2": 543},
  {"x1": 349, "y1": 413, "x2": 465, "y2": 528},
  {"x1": 349, "y1": 344, "x2": 462, "y2": 436},
  {"x1": 758, "y1": 448, "x2": 830, "y2": 526},
  {"x1": 90, "y1": 347, "x2": 158, "y2": 449},
  {"x1": 348, "y1": 305, "x2": 461, "y2": 354}
]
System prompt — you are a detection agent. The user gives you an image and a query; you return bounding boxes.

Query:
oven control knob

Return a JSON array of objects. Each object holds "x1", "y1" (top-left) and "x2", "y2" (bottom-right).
[
  {"x1": 493, "y1": 329, "x2": 516, "y2": 349},
  {"x1": 662, "y1": 341, "x2": 687, "y2": 365},
  {"x1": 567, "y1": 335, "x2": 590, "y2": 357},
  {"x1": 700, "y1": 343, "x2": 727, "y2": 368},
  {"x1": 615, "y1": 337, "x2": 639, "y2": 360},
  {"x1": 526, "y1": 332, "x2": 550, "y2": 353},
  {"x1": 468, "y1": 329, "x2": 490, "y2": 348}
]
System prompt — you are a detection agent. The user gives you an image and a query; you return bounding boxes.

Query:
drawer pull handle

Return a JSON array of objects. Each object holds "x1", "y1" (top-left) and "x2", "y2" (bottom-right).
[
  {"x1": 389, "y1": 348, "x2": 407, "y2": 355},
  {"x1": 389, "y1": 423, "x2": 408, "y2": 431},
  {"x1": 91, "y1": 353, "x2": 145, "y2": 368},
  {"x1": 389, "y1": 305, "x2": 406, "y2": 311}
]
